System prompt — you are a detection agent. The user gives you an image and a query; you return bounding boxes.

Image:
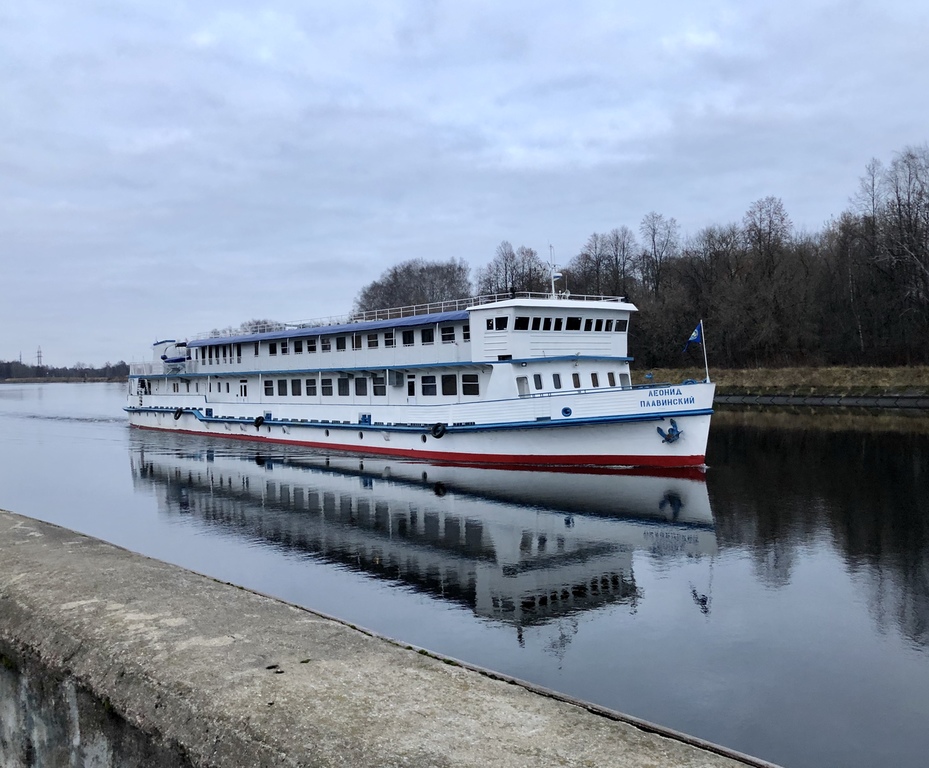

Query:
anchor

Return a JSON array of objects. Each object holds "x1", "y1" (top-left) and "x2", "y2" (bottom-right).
[{"x1": 657, "y1": 418, "x2": 683, "y2": 444}]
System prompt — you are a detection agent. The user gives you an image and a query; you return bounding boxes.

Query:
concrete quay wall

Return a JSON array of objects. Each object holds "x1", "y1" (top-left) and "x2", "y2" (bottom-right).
[{"x1": 0, "y1": 509, "x2": 774, "y2": 768}]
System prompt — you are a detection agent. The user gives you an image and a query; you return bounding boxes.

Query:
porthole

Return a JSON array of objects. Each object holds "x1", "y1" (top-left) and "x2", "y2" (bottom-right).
[
  {"x1": 421, "y1": 434, "x2": 427, "y2": 443},
  {"x1": 358, "y1": 431, "x2": 364, "y2": 440},
  {"x1": 325, "y1": 429, "x2": 330, "y2": 437}
]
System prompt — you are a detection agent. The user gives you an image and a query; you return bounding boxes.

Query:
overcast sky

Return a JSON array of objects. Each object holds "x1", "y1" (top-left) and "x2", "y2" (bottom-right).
[{"x1": 2, "y1": 1, "x2": 927, "y2": 367}]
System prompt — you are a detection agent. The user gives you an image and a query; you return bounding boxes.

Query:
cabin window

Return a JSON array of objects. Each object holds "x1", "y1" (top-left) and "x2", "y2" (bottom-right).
[
  {"x1": 269, "y1": 342, "x2": 277, "y2": 355},
  {"x1": 566, "y1": 317, "x2": 581, "y2": 331},
  {"x1": 608, "y1": 372, "x2": 616, "y2": 387},
  {"x1": 584, "y1": 319, "x2": 593, "y2": 331},
  {"x1": 308, "y1": 338, "x2": 317, "y2": 352},
  {"x1": 591, "y1": 373, "x2": 600, "y2": 388},
  {"x1": 516, "y1": 376, "x2": 529, "y2": 397},
  {"x1": 553, "y1": 373, "x2": 562, "y2": 389},
  {"x1": 277, "y1": 379, "x2": 287, "y2": 396},
  {"x1": 531, "y1": 317, "x2": 542, "y2": 331},
  {"x1": 514, "y1": 316, "x2": 530, "y2": 331},
  {"x1": 353, "y1": 334, "x2": 362, "y2": 350},
  {"x1": 441, "y1": 374, "x2": 457, "y2": 395},
  {"x1": 239, "y1": 380, "x2": 247, "y2": 397},
  {"x1": 421, "y1": 375, "x2": 437, "y2": 396},
  {"x1": 384, "y1": 331, "x2": 395, "y2": 348},
  {"x1": 254, "y1": 342, "x2": 260, "y2": 355},
  {"x1": 554, "y1": 318, "x2": 563, "y2": 331},
  {"x1": 222, "y1": 345, "x2": 228, "y2": 364},
  {"x1": 367, "y1": 334, "x2": 378, "y2": 348},
  {"x1": 542, "y1": 317, "x2": 552, "y2": 331},
  {"x1": 407, "y1": 375, "x2": 415, "y2": 396},
  {"x1": 321, "y1": 378, "x2": 333, "y2": 396},
  {"x1": 463, "y1": 324, "x2": 470, "y2": 341},
  {"x1": 402, "y1": 330, "x2": 415, "y2": 346},
  {"x1": 337, "y1": 378, "x2": 350, "y2": 396},
  {"x1": 291, "y1": 379, "x2": 302, "y2": 396},
  {"x1": 533, "y1": 374, "x2": 543, "y2": 390},
  {"x1": 604, "y1": 319, "x2": 613, "y2": 332},
  {"x1": 207, "y1": 347, "x2": 213, "y2": 364},
  {"x1": 373, "y1": 375, "x2": 386, "y2": 396},
  {"x1": 421, "y1": 328, "x2": 434, "y2": 345},
  {"x1": 281, "y1": 341, "x2": 289, "y2": 355},
  {"x1": 594, "y1": 319, "x2": 603, "y2": 332},
  {"x1": 615, "y1": 319, "x2": 628, "y2": 332},
  {"x1": 572, "y1": 372, "x2": 581, "y2": 388},
  {"x1": 294, "y1": 340, "x2": 303, "y2": 354},
  {"x1": 236, "y1": 343, "x2": 242, "y2": 363},
  {"x1": 306, "y1": 378, "x2": 317, "y2": 396},
  {"x1": 225, "y1": 382, "x2": 230, "y2": 393},
  {"x1": 355, "y1": 377, "x2": 368, "y2": 396},
  {"x1": 336, "y1": 337, "x2": 346, "y2": 351},
  {"x1": 441, "y1": 327, "x2": 455, "y2": 343},
  {"x1": 264, "y1": 381, "x2": 273, "y2": 396},
  {"x1": 321, "y1": 337, "x2": 331, "y2": 352},
  {"x1": 462, "y1": 374, "x2": 479, "y2": 395}
]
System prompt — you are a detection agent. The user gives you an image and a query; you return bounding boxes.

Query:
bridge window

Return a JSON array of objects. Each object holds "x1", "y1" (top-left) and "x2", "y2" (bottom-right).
[
  {"x1": 462, "y1": 374, "x2": 479, "y2": 395},
  {"x1": 496, "y1": 317, "x2": 508, "y2": 330},
  {"x1": 594, "y1": 319, "x2": 603, "y2": 332},
  {"x1": 542, "y1": 317, "x2": 552, "y2": 331},
  {"x1": 514, "y1": 316, "x2": 530, "y2": 330},
  {"x1": 604, "y1": 320, "x2": 613, "y2": 332},
  {"x1": 531, "y1": 317, "x2": 542, "y2": 330},
  {"x1": 566, "y1": 317, "x2": 581, "y2": 331},
  {"x1": 441, "y1": 374, "x2": 457, "y2": 395},
  {"x1": 584, "y1": 319, "x2": 593, "y2": 331},
  {"x1": 615, "y1": 319, "x2": 628, "y2": 332},
  {"x1": 554, "y1": 318, "x2": 564, "y2": 331}
]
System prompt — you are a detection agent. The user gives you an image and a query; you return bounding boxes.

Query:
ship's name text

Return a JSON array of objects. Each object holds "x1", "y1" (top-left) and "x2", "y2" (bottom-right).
[{"x1": 640, "y1": 388, "x2": 696, "y2": 408}]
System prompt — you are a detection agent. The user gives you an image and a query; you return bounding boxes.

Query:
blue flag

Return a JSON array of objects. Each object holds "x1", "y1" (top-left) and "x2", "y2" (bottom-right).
[{"x1": 683, "y1": 322, "x2": 702, "y2": 352}]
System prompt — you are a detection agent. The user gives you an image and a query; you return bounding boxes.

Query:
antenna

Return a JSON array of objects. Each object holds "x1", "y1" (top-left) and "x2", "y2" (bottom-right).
[{"x1": 549, "y1": 245, "x2": 562, "y2": 297}]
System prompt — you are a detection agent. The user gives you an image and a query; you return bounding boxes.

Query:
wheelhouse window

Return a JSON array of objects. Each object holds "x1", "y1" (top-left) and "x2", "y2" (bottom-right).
[
  {"x1": 277, "y1": 379, "x2": 287, "y2": 396},
  {"x1": 594, "y1": 319, "x2": 603, "y2": 332},
  {"x1": 615, "y1": 319, "x2": 628, "y2": 332},
  {"x1": 421, "y1": 328, "x2": 434, "y2": 345},
  {"x1": 514, "y1": 316, "x2": 530, "y2": 330},
  {"x1": 441, "y1": 327, "x2": 455, "y2": 343},
  {"x1": 554, "y1": 318, "x2": 563, "y2": 331},
  {"x1": 441, "y1": 374, "x2": 457, "y2": 395},
  {"x1": 604, "y1": 320, "x2": 613, "y2": 332},
  {"x1": 542, "y1": 318, "x2": 552, "y2": 331},
  {"x1": 421, "y1": 375, "x2": 437, "y2": 396},
  {"x1": 566, "y1": 317, "x2": 581, "y2": 331},
  {"x1": 461, "y1": 374, "x2": 479, "y2": 395},
  {"x1": 531, "y1": 317, "x2": 542, "y2": 331}
]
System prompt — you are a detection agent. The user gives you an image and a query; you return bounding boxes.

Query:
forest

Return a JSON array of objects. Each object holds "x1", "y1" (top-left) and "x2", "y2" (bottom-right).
[{"x1": 356, "y1": 145, "x2": 929, "y2": 369}]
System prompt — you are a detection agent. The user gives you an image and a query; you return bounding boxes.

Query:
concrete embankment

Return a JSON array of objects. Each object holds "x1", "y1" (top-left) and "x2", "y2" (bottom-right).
[
  {"x1": 0, "y1": 509, "x2": 778, "y2": 768},
  {"x1": 715, "y1": 392, "x2": 929, "y2": 409}
]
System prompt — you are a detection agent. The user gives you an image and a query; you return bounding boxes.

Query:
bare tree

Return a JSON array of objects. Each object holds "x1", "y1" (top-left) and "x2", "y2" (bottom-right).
[
  {"x1": 476, "y1": 242, "x2": 548, "y2": 294},
  {"x1": 637, "y1": 212, "x2": 680, "y2": 298},
  {"x1": 354, "y1": 258, "x2": 472, "y2": 312}
]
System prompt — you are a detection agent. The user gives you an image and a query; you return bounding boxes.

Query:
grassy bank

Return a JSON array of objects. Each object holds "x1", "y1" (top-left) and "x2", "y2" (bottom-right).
[{"x1": 633, "y1": 366, "x2": 929, "y2": 396}]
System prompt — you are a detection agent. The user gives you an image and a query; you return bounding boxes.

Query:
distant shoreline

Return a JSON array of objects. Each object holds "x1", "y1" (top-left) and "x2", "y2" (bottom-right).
[{"x1": 0, "y1": 377, "x2": 123, "y2": 384}]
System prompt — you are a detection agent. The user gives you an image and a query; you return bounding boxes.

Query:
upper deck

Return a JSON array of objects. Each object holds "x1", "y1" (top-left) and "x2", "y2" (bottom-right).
[{"x1": 130, "y1": 293, "x2": 637, "y2": 377}]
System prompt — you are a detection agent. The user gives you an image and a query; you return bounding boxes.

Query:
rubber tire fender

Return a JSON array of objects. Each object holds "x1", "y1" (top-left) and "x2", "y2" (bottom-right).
[
  {"x1": 430, "y1": 422, "x2": 447, "y2": 438},
  {"x1": 254, "y1": 415, "x2": 265, "y2": 428},
  {"x1": 173, "y1": 408, "x2": 183, "y2": 420}
]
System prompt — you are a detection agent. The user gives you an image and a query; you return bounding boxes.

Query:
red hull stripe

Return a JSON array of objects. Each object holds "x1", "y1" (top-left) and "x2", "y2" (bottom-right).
[{"x1": 130, "y1": 424, "x2": 706, "y2": 469}]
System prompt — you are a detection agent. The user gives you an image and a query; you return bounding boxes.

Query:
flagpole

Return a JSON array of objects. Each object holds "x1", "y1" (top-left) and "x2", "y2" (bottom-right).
[{"x1": 700, "y1": 319, "x2": 710, "y2": 382}]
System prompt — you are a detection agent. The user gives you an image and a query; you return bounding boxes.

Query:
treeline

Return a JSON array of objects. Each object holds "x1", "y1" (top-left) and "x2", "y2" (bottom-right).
[
  {"x1": 355, "y1": 144, "x2": 929, "y2": 369},
  {"x1": 0, "y1": 360, "x2": 129, "y2": 381}
]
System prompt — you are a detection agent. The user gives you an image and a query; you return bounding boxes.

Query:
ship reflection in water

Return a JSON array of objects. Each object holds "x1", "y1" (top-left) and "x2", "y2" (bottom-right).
[{"x1": 130, "y1": 432, "x2": 716, "y2": 629}]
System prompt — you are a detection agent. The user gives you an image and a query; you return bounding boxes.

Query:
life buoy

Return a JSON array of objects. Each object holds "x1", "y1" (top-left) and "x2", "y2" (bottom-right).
[
  {"x1": 173, "y1": 408, "x2": 183, "y2": 420},
  {"x1": 254, "y1": 416, "x2": 265, "y2": 428},
  {"x1": 430, "y1": 422, "x2": 447, "y2": 438}
]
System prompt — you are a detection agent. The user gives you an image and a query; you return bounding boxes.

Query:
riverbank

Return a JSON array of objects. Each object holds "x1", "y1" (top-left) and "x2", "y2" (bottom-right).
[{"x1": 634, "y1": 366, "x2": 929, "y2": 397}]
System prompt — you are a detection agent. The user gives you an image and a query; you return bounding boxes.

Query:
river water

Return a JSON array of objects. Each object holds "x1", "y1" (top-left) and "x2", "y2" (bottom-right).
[{"x1": 1, "y1": 382, "x2": 927, "y2": 768}]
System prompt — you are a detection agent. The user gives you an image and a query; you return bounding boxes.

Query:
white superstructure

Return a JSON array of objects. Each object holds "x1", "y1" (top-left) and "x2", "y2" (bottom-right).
[{"x1": 127, "y1": 293, "x2": 715, "y2": 468}]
